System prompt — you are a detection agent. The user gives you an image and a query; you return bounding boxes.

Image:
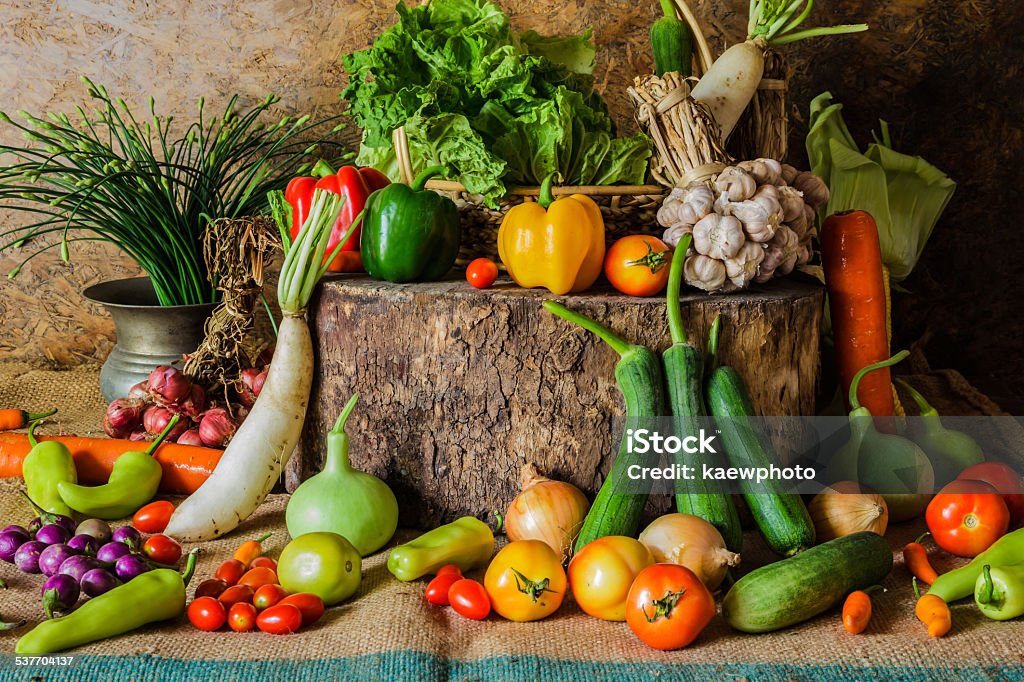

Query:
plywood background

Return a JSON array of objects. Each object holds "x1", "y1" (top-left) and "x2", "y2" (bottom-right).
[{"x1": 1, "y1": 0, "x2": 1021, "y2": 410}]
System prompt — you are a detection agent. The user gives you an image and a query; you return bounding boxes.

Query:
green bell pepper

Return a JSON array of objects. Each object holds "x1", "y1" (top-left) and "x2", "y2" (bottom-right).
[
  {"x1": 22, "y1": 421, "x2": 76, "y2": 516},
  {"x1": 361, "y1": 165, "x2": 460, "y2": 283},
  {"x1": 929, "y1": 528, "x2": 1024, "y2": 602},
  {"x1": 975, "y1": 564, "x2": 1024, "y2": 621},
  {"x1": 387, "y1": 516, "x2": 494, "y2": 581}
]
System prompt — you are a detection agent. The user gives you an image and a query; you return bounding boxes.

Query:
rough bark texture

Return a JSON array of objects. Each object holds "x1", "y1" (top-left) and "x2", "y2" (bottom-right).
[{"x1": 292, "y1": 274, "x2": 823, "y2": 528}]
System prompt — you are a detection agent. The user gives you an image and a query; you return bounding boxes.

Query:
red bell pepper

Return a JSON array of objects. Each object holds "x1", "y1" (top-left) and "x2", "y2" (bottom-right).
[{"x1": 284, "y1": 161, "x2": 391, "y2": 273}]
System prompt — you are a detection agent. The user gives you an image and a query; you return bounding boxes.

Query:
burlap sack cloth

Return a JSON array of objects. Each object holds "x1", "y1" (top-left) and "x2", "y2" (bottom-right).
[{"x1": 0, "y1": 360, "x2": 1021, "y2": 682}]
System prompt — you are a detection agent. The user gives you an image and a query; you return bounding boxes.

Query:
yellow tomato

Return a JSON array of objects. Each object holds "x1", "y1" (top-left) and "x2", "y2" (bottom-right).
[
  {"x1": 568, "y1": 536, "x2": 654, "y2": 621},
  {"x1": 484, "y1": 540, "x2": 566, "y2": 622}
]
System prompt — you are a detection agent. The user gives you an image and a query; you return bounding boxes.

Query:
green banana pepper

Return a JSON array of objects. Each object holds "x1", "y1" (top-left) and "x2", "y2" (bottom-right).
[
  {"x1": 930, "y1": 528, "x2": 1024, "y2": 602},
  {"x1": 387, "y1": 516, "x2": 494, "y2": 581},
  {"x1": 361, "y1": 166, "x2": 460, "y2": 283},
  {"x1": 16, "y1": 550, "x2": 198, "y2": 654},
  {"x1": 56, "y1": 415, "x2": 179, "y2": 520},
  {"x1": 22, "y1": 421, "x2": 76, "y2": 516},
  {"x1": 975, "y1": 564, "x2": 1024, "y2": 621}
]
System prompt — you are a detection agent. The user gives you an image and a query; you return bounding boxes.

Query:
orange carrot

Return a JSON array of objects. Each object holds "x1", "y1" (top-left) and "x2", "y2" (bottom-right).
[
  {"x1": 233, "y1": 533, "x2": 272, "y2": 567},
  {"x1": 842, "y1": 585, "x2": 884, "y2": 634},
  {"x1": 821, "y1": 210, "x2": 896, "y2": 432},
  {"x1": 903, "y1": 532, "x2": 939, "y2": 584},
  {"x1": 0, "y1": 408, "x2": 57, "y2": 431},
  {"x1": 914, "y1": 578, "x2": 951, "y2": 638},
  {"x1": 0, "y1": 433, "x2": 221, "y2": 494}
]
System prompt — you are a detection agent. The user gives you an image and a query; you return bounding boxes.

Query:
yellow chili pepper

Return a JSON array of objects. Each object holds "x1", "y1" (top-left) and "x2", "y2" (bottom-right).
[{"x1": 497, "y1": 172, "x2": 605, "y2": 295}]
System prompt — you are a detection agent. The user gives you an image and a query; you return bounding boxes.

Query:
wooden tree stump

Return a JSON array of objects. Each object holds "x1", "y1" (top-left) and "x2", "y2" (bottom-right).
[{"x1": 289, "y1": 274, "x2": 824, "y2": 529}]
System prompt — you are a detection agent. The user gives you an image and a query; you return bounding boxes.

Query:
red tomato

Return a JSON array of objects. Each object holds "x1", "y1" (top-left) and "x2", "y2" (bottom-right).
[
  {"x1": 238, "y1": 566, "x2": 278, "y2": 589},
  {"x1": 625, "y1": 564, "x2": 715, "y2": 650},
  {"x1": 214, "y1": 559, "x2": 247, "y2": 586},
  {"x1": 194, "y1": 578, "x2": 229, "y2": 600},
  {"x1": 959, "y1": 462, "x2": 1024, "y2": 527},
  {"x1": 604, "y1": 236, "x2": 672, "y2": 297},
  {"x1": 250, "y1": 556, "x2": 278, "y2": 571},
  {"x1": 142, "y1": 534, "x2": 182, "y2": 565},
  {"x1": 256, "y1": 604, "x2": 303, "y2": 635},
  {"x1": 466, "y1": 258, "x2": 499, "y2": 289},
  {"x1": 132, "y1": 500, "x2": 174, "y2": 534},
  {"x1": 926, "y1": 479, "x2": 1010, "y2": 557},
  {"x1": 448, "y1": 579, "x2": 490, "y2": 620},
  {"x1": 218, "y1": 584, "x2": 255, "y2": 607},
  {"x1": 187, "y1": 596, "x2": 226, "y2": 631},
  {"x1": 436, "y1": 564, "x2": 463, "y2": 578},
  {"x1": 253, "y1": 584, "x2": 289, "y2": 611},
  {"x1": 425, "y1": 573, "x2": 462, "y2": 606},
  {"x1": 279, "y1": 593, "x2": 326, "y2": 627},
  {"x1": 228, "y1": 602, "x2": 257, "y2": 632}
]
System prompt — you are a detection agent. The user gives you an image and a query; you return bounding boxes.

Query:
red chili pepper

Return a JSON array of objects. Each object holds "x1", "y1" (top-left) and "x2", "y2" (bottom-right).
[{"x1": 284, "y1": 161, "x2": 391, "y2": 272}]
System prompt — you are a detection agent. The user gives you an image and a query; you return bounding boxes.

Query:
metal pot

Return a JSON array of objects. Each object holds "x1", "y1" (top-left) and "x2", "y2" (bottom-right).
[{"x1": 83, "y1": 277, "x2": 215, "y2": 402}]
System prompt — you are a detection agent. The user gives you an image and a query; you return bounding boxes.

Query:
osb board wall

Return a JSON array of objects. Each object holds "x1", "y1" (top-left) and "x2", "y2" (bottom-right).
[{"x1": 0, "y1": 1, "x2": 1021, "y2": 409}]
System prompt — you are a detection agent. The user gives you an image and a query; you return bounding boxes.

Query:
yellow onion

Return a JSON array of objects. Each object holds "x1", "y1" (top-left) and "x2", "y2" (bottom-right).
[
  {"x1": 638, "y1": 513, "x2": 740, "y2": 591},
  {"x1": 808, "y1": 481, "x2": 889, "y2": 541},
  {"x1": 505, "y1": 463, "x2": 589, "y2": 562}
]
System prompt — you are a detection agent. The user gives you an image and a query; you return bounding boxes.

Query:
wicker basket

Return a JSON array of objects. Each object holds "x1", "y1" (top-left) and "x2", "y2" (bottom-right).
[{"x1": 392, "y1": 127, "x2": 665, "y2": 267}]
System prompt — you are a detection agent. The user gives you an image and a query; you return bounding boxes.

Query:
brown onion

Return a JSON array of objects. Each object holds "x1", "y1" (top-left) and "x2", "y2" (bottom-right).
[
  {"x1": 505, "y1": 463, "x2": 589, "y2": 562},
  {"x1": 808, "y1": 482, "x2": 889, "y2": 541},
  {"x1": 147, "y1": 365, "x2": 191, "y2": 405},
  {"x1": 639, "y1": 513, "x2": 740, "y2": 591},
  {"x1": 104, "y1": 398, "x2": 144, "y2": 438},
  {"x1": 199, "y1": 408, "x2": 237, "y2": 448}
]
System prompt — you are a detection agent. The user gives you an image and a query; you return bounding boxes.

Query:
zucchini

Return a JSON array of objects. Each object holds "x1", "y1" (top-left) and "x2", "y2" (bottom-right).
[
  {"x1": 704, "y1": 316, "x2": 815, "y2": 557},
  {"x1": 651, "y1": 0, "x2": 692, "y2": 77},
  {"x1": 543, "y1": 301, "x2": 666, "y2": 553},
  {"x1": 662, "y1": 236, "x2": 742, "y2": 552},
  {"x1": 722, "y1": 531, "x2": 893, "y2": 633}
]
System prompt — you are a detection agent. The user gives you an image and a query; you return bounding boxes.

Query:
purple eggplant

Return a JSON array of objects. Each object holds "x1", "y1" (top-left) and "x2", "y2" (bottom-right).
[
  {"x1": 96, "y1": 541, "x2": 132, "y2": 564},
  {"x1": 114, "y1": 554, "x2": 151, "y2": 582},
  {"x1": 27, "y1": 510, "x2": 75, "y2": 536},
  {"x1": 34, "y1": 524, "x2": 70, "y2": 546},
  {"x1": 38, "y1": 543, "x2": 78, "y2": 577},
  {"x1": 75, "y1": 519, "x2": 112, "y2": 544},
  {"x1": 111, "y1": 525, "x2": 141, "y2": 549},
  {"x1": 58, "y1": 555, "x2": 101, "y2": 584},
  {"x1": 81, "y1": 568, "x2": 120, "y2": 597},
  {"x1": 67, "y1": 534, "x2": 100, "y2": 556},
  {"x1": 0, "y1": 529, "x2": 29, "y2": 563},
  {"x1": 2, "y1": 524, "x2": 28, "y2": 535},
  {"x1": 14, "y1": 540, "x2": 47, "y2": 573},
  {"x1": 41, "y1": 574, "x2": 80, "y2": 618}
]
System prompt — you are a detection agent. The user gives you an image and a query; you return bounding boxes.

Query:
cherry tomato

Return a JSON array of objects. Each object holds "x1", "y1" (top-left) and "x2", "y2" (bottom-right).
[
  {"x1": 279, "y1": 593, "x2": 326, "y2": 627},
  {"x1": 483, "y1": 540, "x2": 566, "y2": 622},
  {"x1": 194, "y1": 578, "x2": 229, "y2": 600},
  {"x1": 256, "y1": 603, "x2": 303, "y2": 635},
  {"x1": 448, "y1": 579, "x2": 491, "y2": 620},
  {"x1": 214, "y1": 559, "x2": 247, "y2": 586},
  {"x1": 187, "y1": 596, "x2": 226, "y2": 631},
  {"x1": 436, "y1": 564, "x2": 463, "y2": 578},
  {"x1": 604, "y1": 236, "x2": 672, "y2": 297},
  {"x1": 253, "y1": 583, "x2": 289, "y2": 611},
  {"x1": 142, "y1": 534, "x2": 182, "y2": 565},
  {"x1": 926, "y1": 479, "x2": 1010, "y2": 557},
  {"x1": 250, "y1": 556, "x2": 278, "y2": 571},
  {"x1": 238, "y1": 566, "x2": 278, "y2": 589},
  {"x1": 958, "y1": 462, "x2": 1024, "y2": 527},
  {"x1": 466, "y1": 258, "x2": 499, "y2": 289},
  {"x1": 218, "y1": 584, "x2": 255, "y2": 607},
  {"x1": 228, "y1": 602, "x2": 257, "y2": 632},
  {"x1": 626, "y1": 564, "x2": 715, "y2": 650},
  {"x1": 568, "y1": 536, "x2": 654, "y2": 621},
  {"x1": 425, "y1": 572, "x2": 462, "y2": 606},
  {"x1": 132, "y1": 500, "x2": 174, "y2": 534}
]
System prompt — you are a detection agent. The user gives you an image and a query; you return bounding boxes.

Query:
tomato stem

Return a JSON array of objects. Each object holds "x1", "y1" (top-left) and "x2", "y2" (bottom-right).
[
  {"x1": 643, "y1": 587, "x2": 687, "y2": 623},
  {"x1": 626, "y1": 242, "x2": 671, "y2": 274},
  {"x1": 510, "y1": 568, "x2": 555, "y2": 603}
]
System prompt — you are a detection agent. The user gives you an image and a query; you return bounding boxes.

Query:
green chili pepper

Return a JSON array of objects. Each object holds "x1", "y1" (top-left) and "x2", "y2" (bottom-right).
[
  {"x1": 930, "y1": 528, "x2": 1024, "y2": 603},
  {"x1": 56, "y1": 415, "x2": 180, "y2": 520},
  {"x1": 16, "y1": 549, "x2": 198, "y2": 654},
  {"x1": 975, "y1": 564, "x2": 1024, "y2": 621},
  {"x1": 387, "y1": 516, "x2": 494, "y2": 581},
  {"x1": 23, "y1": 420, "x2": 76, "y2": 516}
]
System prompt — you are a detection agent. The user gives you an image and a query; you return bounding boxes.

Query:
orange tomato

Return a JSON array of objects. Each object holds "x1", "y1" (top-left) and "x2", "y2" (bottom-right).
[
  {"x1": 218, "y1": 584, "x2": 255, "y2": 607},
  {"x1": 625, "y1": 564, "x2": 715, "y2": 650},
  {"x1": 926, "y1": 479, "x2": 1010, "y2": 557},
  {"x1": 238, "y1": 566, "x2": 279, "y2": 589},
  {"x1": 603, "y1": 236, "x2": 672, "y2": 297},
  {"x1": 568, "y1": 536, "x2": 654, "y2": 621},
  {"x1": 483, "y1": 540, "x2": 565, "y2": 622}
]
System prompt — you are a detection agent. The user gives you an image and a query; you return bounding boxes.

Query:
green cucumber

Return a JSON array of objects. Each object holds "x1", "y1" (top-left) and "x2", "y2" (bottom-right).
[
  {"x1": 651, "y1": 0, "x2": 692, "y2": 77},
  {"x1": 543, "y1": 301, "x2": 666, "y2": 553},
  {"x1": 722, "y1": 531, "x2": 893, "y2": 633},
  {"x1": 704, "y1": 317, "x2": 815, "y2": 557},
  {"x1": 662, "y1": 236, "x2": 742, "y2": 552}
]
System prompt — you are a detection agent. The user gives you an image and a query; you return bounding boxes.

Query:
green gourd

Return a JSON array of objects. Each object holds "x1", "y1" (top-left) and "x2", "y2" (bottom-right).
[
  {"x1": 828, "y1": 351, "x2": 934, "y2": 522},
  {"x1": 651, "y1": 0, "x2": 692, "y2": 77},
  {"x1": 286, "y1": 395, "x2": 398, "y2": 556}
]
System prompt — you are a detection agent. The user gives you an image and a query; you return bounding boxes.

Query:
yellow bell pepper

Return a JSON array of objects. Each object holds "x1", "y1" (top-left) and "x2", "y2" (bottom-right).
[{"x1": 497, "y1": 173, "x2": 605, "y2": 295}]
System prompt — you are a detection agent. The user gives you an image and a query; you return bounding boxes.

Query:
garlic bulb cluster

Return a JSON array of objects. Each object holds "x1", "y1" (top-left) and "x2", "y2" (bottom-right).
[{"x1": 657, "y1": 159, "x2": 829, "y2": 292}]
